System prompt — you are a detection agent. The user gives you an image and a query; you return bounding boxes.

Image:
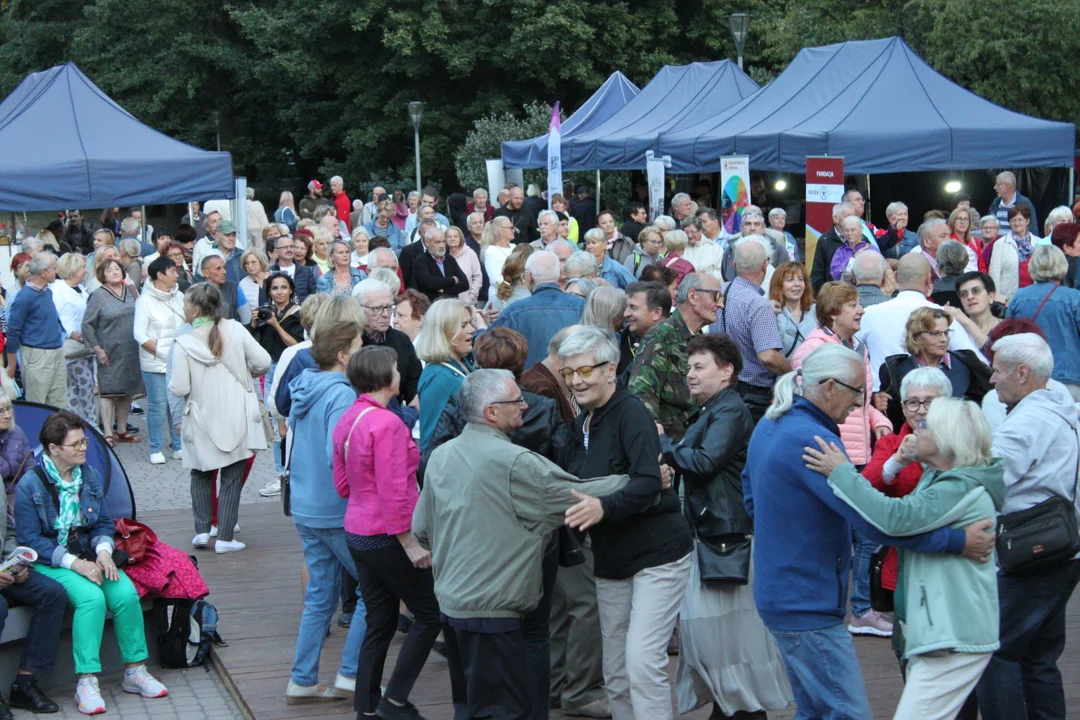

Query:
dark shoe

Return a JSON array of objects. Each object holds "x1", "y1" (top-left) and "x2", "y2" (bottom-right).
[
  {"x1": 666, "y1": 626, "x2": 680, "y2": 655},
  {"x1": 130, "y1": 405, "x2": 144, "y2": 415},
  {"x1": 375, "y1": 697, "x2": 427, "y2": 720},
  {"x1": 9, "y1": 676, "x2": 58, "y2": 714},
  {"x1": 338, "y1": 612, "x2": 352, "y2": 628}
]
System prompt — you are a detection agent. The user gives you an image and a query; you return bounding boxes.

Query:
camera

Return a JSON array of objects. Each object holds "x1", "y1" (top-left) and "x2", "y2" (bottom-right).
[{"x1": 257, "y1": 304, "x2": 274, "y2": 323}]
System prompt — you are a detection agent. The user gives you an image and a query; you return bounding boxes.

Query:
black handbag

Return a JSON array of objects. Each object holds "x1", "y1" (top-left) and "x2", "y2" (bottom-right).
[
  {"x1": 696, "y1": 534, "x2": 751, "y2": 585},
  {"x1": 869, "y1": 547, "x2": 894, "y2": 612},
  {"x1": 995, "y1": 430, "x2": 1080, "y2": 576},
  {"x1": 557, "y1": 526, "x2": 585, "y2": 568}
]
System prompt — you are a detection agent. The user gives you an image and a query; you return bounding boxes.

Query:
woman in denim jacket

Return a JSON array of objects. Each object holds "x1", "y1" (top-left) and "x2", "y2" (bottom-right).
[{"x1": 15, "y1": 411, "x2": 168, "y2": 715}]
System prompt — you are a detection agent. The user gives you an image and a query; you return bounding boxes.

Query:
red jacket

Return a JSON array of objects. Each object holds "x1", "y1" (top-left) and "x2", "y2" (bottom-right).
[
  {"x1": 860, "y1": 423, "x2": 923, "y2": 589},
  {"x1": 334, "y1": 192, "x2": 352, "y2": 233}
]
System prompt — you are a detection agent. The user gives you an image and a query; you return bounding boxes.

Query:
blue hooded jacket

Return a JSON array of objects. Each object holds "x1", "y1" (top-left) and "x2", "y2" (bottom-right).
[
  {"x1": 287, "y1": 368, "x2": 357, "y2": 529},
  {"x1": 742, "y1": 396, "x2": 967, "y2": 632}
]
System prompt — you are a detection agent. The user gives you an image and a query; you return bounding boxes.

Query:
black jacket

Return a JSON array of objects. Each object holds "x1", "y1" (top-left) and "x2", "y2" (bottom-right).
[
  {"x1": 493, "y1": 204, "x2": 537, "y2": 246},
  {"x1": 809, "y1": 226, "x2": 844, "y2": 292},
  {"x1": 660, "y1": 386, "x2": 753, "y2": 540},
  {"x1": 879, "y1": 350, "x2": 993, "y2": 431},
  {"x1": 399, "y1": 240, "x2": 424, "y2": 289},
  {"x1": 412, "y1": 251, "x2": 470, "y2": 303},
  {"x1": 269, "y1": 262, "x2": 317, "y2": 303},
  {"x1": 571, "y1": 197, "x2": 597, "y2": 235},
  {"x1": 561, "y1": 388, "x2": 693, "y2": 579},
  {"x1": 363, "y1": 328, "x2": 423, "y2": 404}
]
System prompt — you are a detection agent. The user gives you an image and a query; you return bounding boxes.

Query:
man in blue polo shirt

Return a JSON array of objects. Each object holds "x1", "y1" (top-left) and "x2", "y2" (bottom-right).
[{"x1": 6, "y1": 253, "x2": 66, "y2": 407}]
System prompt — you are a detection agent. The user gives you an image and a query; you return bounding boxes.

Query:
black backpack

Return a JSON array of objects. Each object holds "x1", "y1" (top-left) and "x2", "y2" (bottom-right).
[{"x1": 154, "y1": 597, "x2": 226, "y2": 668}]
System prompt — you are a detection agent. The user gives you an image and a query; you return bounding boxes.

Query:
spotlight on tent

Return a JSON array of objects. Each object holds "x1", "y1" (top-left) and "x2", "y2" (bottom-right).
[
  {"x1": 944, "y1": 180, "x2": 962, "y2": 194},
  {"x1": 774, "y1": 179, "x2": 788, "y2": 192}
]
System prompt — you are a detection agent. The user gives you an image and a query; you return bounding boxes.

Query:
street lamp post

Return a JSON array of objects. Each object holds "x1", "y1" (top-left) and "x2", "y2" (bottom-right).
[
  {"x1": 727, "y1": 13, "x2": 753, "y2": 70},
  {"x1": 408, "y1": 101, "x2": 425, "y2": 195}
]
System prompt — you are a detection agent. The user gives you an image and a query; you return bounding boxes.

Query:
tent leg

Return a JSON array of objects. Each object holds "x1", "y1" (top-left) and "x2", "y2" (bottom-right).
[
  {"x1": 865, "y1": 174, "x2": 871, "y2": 220},
  {"x1": 1069, "y1": 168, "x2": 1075, "y2": 208},
  {"x1": 596, "y1": 170, "x2": 602, "y2": 209},
  {"x1": 141, "y1": 205, "x2": 147, "y2": 245}
]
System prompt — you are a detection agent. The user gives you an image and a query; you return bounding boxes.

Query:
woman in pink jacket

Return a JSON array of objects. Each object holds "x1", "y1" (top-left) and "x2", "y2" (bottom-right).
[
  {"x1": 790, "y1": 281, "x2": 895, "y2": 637},
  {"x1": 333, "y1": 345, "x2": 440, "y2": 719}
]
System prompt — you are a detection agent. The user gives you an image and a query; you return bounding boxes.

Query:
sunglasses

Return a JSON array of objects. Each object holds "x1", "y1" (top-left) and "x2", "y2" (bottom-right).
[{"x1": 559, "y1": 361, "x2": 610, "y2": 381}]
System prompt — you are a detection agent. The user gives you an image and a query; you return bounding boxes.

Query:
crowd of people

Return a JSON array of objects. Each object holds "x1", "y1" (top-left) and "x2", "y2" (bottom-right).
[{"x1": 0, "y1": 169, "x2": 1077, "y2": 719}]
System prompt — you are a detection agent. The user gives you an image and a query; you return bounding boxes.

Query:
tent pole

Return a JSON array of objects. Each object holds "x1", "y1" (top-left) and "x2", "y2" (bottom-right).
[
  {"x1": 865, "y1": 174, "x2": 871, "y2": 221},
  {"x1": 1069, "y1": 168, "x2": 1075, "y2": 208},
  {"x1": 140, "y1": 205, "x2": 147, "y2": 245},
  {"x1": 596, "y1": 170, "x2": 602, "y2": 209}
]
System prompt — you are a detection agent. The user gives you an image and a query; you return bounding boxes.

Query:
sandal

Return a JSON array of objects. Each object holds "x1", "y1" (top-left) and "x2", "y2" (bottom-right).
[
  {"x1": 115, "y1": 432, "x2": 141, "y2": 444},
  {"x1": 104, "y1": 435, "x2": 116, "y2": 448}
]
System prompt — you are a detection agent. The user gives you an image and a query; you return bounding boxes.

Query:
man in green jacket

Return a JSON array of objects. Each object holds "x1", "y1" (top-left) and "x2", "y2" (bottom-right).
[{"x1": 414, "y1": 369, "x2": 626, "y2": 719}]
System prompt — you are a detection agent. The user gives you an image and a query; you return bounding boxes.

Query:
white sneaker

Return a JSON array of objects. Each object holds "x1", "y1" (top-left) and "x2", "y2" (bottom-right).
[
  {"x1": 332, "y1": 673, "x2": 355, "y2": 697},
  {"x1": 285, "y1": 680, "x2": 343, "y2": 705},
  {"x1": 171, "y1": 449, "x2": 183, "y2": 460},
  {"x1": 259, "y1": 477, "x2": 282, "y2": 497},
  {"x1": 75, "y1": 676, "x2": 105, "y2": 715},
  {"x1": 209, "y1": 524, "x2": 240, "y2": 538},
  {"x1": 149, "y1": 452, "x2": 166, "y2": 465},
  {"x1": 215, "y1": 539, "x2": 246, "y2": 554},
  {"x1": 192, "y1": 533, "x2": 210, "y2": 548},
  {"x1": 121, "y1": 664, "x2": 168, "y2": 698}
]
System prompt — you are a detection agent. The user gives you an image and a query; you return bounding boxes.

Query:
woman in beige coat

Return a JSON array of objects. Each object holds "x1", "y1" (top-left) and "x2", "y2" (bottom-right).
[{"x1": 170, "y1": 283, "x2": 271, "y2": 554}]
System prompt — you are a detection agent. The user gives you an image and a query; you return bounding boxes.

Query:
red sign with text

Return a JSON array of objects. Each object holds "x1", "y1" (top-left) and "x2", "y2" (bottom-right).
[{"x1": 805, "y1": 157, "x2": 845, "y2": 265}]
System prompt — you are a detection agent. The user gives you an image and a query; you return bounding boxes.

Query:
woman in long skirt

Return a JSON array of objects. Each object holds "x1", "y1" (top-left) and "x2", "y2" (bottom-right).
[{"x1": 50, "y1": 253, "x2": 98, "y2": 426}]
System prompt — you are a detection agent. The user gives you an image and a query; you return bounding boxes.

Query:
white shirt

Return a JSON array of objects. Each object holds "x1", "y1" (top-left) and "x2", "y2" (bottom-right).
[
  {"x1": 192, "y1": 237, "x2": 215, "y2": 278},
  {"x1": 49, "y1": 280, "x2": 87, "y2": 338},
  {"x1": 483, "y1": 245, "x2": 513, "y2": 285},
  {"x1": 855, "y1": 289, "x2": 985, "y2": 390},
  {"x1": 683, "y1": 239, "x2": 724, "y2": 282}
]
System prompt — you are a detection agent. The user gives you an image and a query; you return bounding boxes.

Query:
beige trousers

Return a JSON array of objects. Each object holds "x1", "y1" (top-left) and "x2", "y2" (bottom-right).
[
  {"x1": 894, "y1": 650, "x2": 992, "y2": 720},
  {"x1": 21, "y1": 346, "x2": 67, "y2": 408}
]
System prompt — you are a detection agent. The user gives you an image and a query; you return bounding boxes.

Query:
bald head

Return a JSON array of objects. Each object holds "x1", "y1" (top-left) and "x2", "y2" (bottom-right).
[
  {"x1": 852, "y1": 250, "x2": 887, "y2": 285},
  {"x1": 733, "y1": 237, "x2": 768, "y2": 279},
  {"x1": 896, "y1": 253, "x2": 933, "y2": 295}
]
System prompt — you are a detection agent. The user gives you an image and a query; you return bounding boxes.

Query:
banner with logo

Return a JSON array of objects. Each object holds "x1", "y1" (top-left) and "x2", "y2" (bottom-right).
[
  {"x1": 645, "y1": 151, "x2": 668, "y2": 222},
  {"x1": 805, "y1": 156, "x2": 845, "y2": 266},
  {"x1": 720, "y1": 155, "x2": 751, "y2": 235},
  {"x1": 547, "y1": 102, "x2": 562, "y2": 209}
]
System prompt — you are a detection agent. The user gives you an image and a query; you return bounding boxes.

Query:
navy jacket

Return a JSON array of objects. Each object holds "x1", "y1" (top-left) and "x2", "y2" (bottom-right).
[{"x1": 269, "y1": 262, "x2": 317, "y2": 303}]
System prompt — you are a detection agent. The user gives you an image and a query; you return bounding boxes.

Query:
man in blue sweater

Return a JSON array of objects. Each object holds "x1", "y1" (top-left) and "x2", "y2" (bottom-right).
[
  {"x1": 5, "y1": 254, "x2": 66, "y2": 407},
  {"x1": 743, "y1": 343, "x2": 996, "y2": 718}
]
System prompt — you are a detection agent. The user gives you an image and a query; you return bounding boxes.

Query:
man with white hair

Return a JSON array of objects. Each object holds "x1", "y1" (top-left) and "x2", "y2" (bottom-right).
[
  {"x1": 562, "y1": 251, "x2": 598, "y2": 283},
  {"x1": 841, "y1": 189, "x2": 893, "y2": 254},
  {"x1": 720, "y1": 211, "x2": 789, "y2": 280},
  {"x1": 411, "y1": 228, "x2": 469, "y2": 303},
  {"x1": 885, "y1": 201, "x2": 920, "y2": 256},
  {"x1": 359, "y1": 185, "x2": 386, "y2": 227},
  {"x1": 851, "y1": 251, "x2": 892, "y2": 307},
  {"x1": 531, "y1": 210, "x2": 561, "y2": 250},
  {"x1": 670, "y1": 192, "x2": 693, "y2": 226},
  {"x1": 350, "y1": 198, "x2": 365, "y2": 231},
  {"x1": 6, "y1": 253, "x2": 66, "y2": 406},
  {"x1": 128, "y1": 208, "x2": 155, "y2": 250},
  {"x1": 415, "y1": 369, "x2": 626, "y2": 720},
  {"x1": 989, "y1": 171, "x2": 1038, "y2": 232},
  {"x1": 494, "y1": 186, "x2": 538, "y2": 245},
  {"x1": 809, "y1": 202, "x2": 857, "y2": 292},
  {"x1": 120, "y1": 216, "x2": 153, "y2": 258},
  {"x1": 711, "y1": 239, "x2": 790, "y2": 422},
  {"x1": 977, "y1": 333, "x2": 1079, "y2": 717},
  {"x1": 329, "y1": 175, "x2": 352, "y2": 233},
  {"x1": 744, "y1": 343, "x2": 995, "y2": 719},
  {"x1": 467, "y1": 188, "x2": 494, "y2": 222},
  {"x1": 547, "y1": 239, "x2": 575, "y2": 288},
  {"x1": 488, "y1": 251, "x2": 585, "y2": 367},
  {"x1": 354, "y1": 279, "x2": 423, "y2": 408},
  {"x1": 908, "y1": 217, "x2": 950, "y2": 279}
]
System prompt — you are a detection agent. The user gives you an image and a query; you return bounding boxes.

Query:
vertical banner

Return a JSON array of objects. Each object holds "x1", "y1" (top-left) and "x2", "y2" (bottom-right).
[
  {"x1": 720, "y1": 155, "x2": 750, "y2": 235},
  {"x1": 547, "y1": 102, "x2": 562, "y2": 209},
  {"x1": 646, "y1": 151, "x2": 666, "y2": 222},
  {"x1": 485, "y1": 159, "x2": 506, "y2": 207},
  {"x1": 804, "y1": 156, "x2": 845, "y2": 266}
]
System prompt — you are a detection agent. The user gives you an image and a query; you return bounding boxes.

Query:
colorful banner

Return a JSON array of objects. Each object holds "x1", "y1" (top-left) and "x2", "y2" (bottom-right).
[
  {"x1": 645, "y1": 151, "x2": 667, "y2": 222},
  {"x1": 805, "y1": 156, "x2": 845, "y2": 266},
  {"x1": 720, "y1": 155, "x2": 751, "y2": 235},
  {"x1": 546, "y1": 102, "x2": 562, "y2": 209}
]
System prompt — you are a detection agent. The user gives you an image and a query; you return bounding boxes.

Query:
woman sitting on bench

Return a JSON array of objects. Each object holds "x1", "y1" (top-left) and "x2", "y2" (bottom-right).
[{"x1": 14, "y1": 411, "x2": 168, "y2": 716}]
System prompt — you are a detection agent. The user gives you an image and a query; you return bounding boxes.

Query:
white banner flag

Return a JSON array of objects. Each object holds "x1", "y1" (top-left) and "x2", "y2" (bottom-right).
[
  {"x1": 547, "y1": 103, "x2": 562, "y2": 209},
  {"x1": 646, "y1": 151, "x2": 666, "y2": 221}
]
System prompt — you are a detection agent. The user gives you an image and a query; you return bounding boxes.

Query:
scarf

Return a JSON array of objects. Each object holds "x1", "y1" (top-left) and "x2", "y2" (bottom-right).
[
  {"x1": 192, "y1": 316, "x2": 213, "y2": 329},
  {"x1": 42, "y1": 454, "x2": 82, "y2": 546},
  {"x1": 1015, "y1": 232, "x2": 1034, "y2": 263}
]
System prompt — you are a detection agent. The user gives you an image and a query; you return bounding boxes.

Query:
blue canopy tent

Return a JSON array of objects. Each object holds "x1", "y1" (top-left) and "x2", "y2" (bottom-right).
[
  {"x1": 659, "y1": 37, "x2": 1076, "y2": 174},
  {"x1": 556, "y1": 60, "x2": 760, "y2": 171},
  {"x1": 12, "y1": 401, "x2": 135, "y2": 520},
  {"x1": 0, "y1": 63, "x2": 234, "y2": 210},
  {"x1": 501, "y1": 71, "x2": 641, "y2": 169}
]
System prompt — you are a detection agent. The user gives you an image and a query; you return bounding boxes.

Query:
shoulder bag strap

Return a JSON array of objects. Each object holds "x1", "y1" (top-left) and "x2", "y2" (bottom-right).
[
  {"x1": 1032, "y1": 285, "x2": 1060, "y2": 322},
  {"x1": 721, "y1": 282, "x2": 734, "y2": 333},
  {"x1": 438, "y1": 362, "x2": 469, "y2": 379},
  {"x1": 343, "y1": 407, "x2": 378, "y2": 456},
  {"x1": 32, "y1": 466, "x2": 60, "y2": 513}
]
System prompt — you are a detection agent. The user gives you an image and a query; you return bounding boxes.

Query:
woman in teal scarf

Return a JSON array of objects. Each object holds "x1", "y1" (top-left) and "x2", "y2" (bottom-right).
[{"x1": 14, "y1": 411, "x2": 168, "y2": 716}]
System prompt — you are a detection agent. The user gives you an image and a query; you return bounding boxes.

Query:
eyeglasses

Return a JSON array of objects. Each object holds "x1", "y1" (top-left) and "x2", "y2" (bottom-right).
[
  {"x1": 490, "y1": 397, "x2": 527, "y2": 407},
  {"x1": 559, "y1": 361, "x2": 611, "y2": 380},
  {"x1": 59, "y1": 439, "x2": 89, "y2": 450},
  {"x1": 821, "y1": 377, "x2": 865, "y2": 396},
  {"x1": 694, "y1": 289, "x2": 722, "y2": 300},
  {"x1": 363, "y1": 304, "x2": 393, "y2": 316},
  {"x1": 0, "y1": 408, "x2": 13, "y2": 416},
  {"x1": 918, "y1": 330, "x2": 948, "y2": 339},
  {"x1": 903, "y1": 399, "x2": 935, "y2": 412}
]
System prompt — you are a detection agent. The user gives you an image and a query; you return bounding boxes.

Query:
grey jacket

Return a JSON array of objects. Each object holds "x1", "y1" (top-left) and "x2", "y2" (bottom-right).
[{"x1": 414, "y1": 422, "x2": 626, "y2": 619}]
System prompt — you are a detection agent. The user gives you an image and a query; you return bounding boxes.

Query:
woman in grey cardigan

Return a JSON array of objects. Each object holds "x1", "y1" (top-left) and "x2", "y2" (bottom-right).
[{"x1": 82, "y1": 258, "x2": 144, "y2": 447}]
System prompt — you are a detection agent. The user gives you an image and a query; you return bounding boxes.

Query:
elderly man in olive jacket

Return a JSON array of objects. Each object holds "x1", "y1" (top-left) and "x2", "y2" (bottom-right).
[{"x1": 415, "y1": 369, "x2": 626, "y2": 720}]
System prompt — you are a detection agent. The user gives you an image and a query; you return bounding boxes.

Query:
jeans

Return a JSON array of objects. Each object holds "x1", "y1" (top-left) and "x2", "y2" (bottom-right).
[
  {"x1": 977, "y1": 559, "x2": 1080, "y2": 720},
  {"x1": 264, "y1": 362, "x2": 285, "y2": 477},
  {"x1": 291, "y1": 524, "x2": 367, "y2": 686},
  {"x1": 0, "y1": 571, "x2": 67, "y2": 675},
  {"x1": 141, "y1": 371, "x2": 181, "y2": 454},
  {"x1": 768, "y1": 623, "x2": 872, "y2": 720},
  {"x1": 850, "y1": 529, "x2": 876, "y2": 618}
]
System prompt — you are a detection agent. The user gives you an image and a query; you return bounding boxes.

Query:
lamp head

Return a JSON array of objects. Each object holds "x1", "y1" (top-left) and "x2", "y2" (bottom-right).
[{"x1": 407, "y1": 101, "x2": 425, "y2": 130}]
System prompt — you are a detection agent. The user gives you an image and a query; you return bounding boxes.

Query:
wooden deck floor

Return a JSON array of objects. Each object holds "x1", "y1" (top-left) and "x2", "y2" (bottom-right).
[{"x1": 140, "y1": 502, "x2": 1080, "y2": 720}]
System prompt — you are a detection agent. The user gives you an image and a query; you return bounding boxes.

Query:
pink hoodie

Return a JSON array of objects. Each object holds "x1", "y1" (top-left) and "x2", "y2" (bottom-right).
[
  {"x1": 790, "y1": 328, "x2": 891, "y2": 465},
  {"x1": 333, "y1": 394, "x2": 420, "y2": 536}
]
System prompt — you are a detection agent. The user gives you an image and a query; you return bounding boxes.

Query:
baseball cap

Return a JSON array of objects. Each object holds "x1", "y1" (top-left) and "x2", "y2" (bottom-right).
[
  {"x1": 309, "y1": 180, "x2": 323, "y2": 192},
  {"x1": 218, "y1": 220, "x2": 237, "y2": 235}
]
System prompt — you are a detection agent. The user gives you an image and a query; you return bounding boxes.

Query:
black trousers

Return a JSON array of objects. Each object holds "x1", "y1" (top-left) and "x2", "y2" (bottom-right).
[
  {"x1": 349, "y1": 542, "x2": 441, "y2": 714},
  {"x1": 521, "y1": 534, "x2": 559, "y2": 720},
  {"x1": 0, "y1": 571, "x2": 67, "y2": 675},
  {"x1": 444, "y1": 622, "x2": 530, "y2": 720},
  {"x1": 736, "y1": 381, "x2": 772, "y2": 425}
]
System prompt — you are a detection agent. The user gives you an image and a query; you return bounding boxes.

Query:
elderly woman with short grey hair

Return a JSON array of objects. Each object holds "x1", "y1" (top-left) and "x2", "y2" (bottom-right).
[
  {"x1": 930, "y1": 239, "x2": 972, "y2": 307},
  {"x1": 117, "y1": 237, "x2": 143, "y2": 289},
  {"x1": 1004, "y1": 244, "x2": 1080, "y2": 400},
  {"x1": 558, "y1": 325, "x2": 693, "y2": 720},
  {"x1": 886, "y1": 201, "x2": 920, "y2": 256},
  {"x1": 768, "y1": 207, "x2": 799, "y2": 261}
]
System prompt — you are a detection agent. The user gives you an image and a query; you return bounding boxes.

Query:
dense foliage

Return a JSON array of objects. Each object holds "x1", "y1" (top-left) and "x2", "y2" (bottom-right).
[{"x1": 0, "y1": 0, "x2": 1075, "y2": 201}]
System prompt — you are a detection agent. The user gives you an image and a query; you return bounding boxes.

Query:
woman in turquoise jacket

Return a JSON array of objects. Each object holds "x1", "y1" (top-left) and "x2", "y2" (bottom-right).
[
  {"x1": 803, "y1": 397, "x2": 1005, "y2": 720},
  {"x1": 414, "y1": 298, "x2": 474, "y2": 452}
]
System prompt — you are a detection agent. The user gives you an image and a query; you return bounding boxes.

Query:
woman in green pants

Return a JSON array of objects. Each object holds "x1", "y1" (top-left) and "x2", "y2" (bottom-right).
[{"x1": 14, "y1": 411, "x2": 168, "y2": 716}]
